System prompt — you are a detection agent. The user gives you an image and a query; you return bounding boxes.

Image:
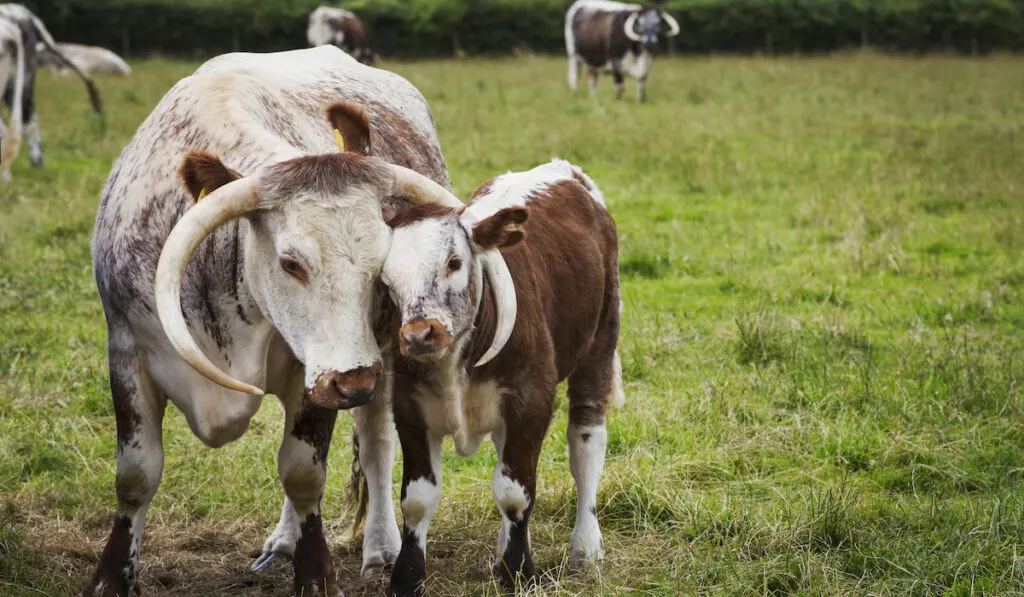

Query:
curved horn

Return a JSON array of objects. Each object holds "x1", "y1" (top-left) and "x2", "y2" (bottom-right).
[
  {"x1": 155, "y1": 177, "x2": 265, "y2": 395},
  {"x1": 388, "y1": 164, "x2": 517, "y2": 365},
  {"x1": 475, "y1": 250, "x2": 516, "y2": 367},
  {"x1": 389, "y1": 164, "x2": 464, "y2": 208},
  {"x1": 624, "y1": 12, "x2": 643, "y2": 42},
  {"x1": 661, "y1": 11, "x2": 680, "y2": 37}
]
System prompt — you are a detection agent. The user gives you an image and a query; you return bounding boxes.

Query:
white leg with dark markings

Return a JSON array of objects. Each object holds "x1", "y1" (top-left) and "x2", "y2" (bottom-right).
[
  {"x1": 390, "y1": 431, "x2": 443, "y2": 597},
  {"x1": 568, "y1": 423, "x2": 607, "y2": 566},
  {"x1": 353, "y1": 389, "x2": 402, "y2": 579}
]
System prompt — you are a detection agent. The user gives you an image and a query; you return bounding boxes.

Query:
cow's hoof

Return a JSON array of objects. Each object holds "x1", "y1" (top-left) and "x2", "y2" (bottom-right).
[
  {"x1": 361, "y1": 525, "x2": 401, "y2": 580},
  {"x1": 493, "y1": 558, "x2": 536, "y2": 592},
  {"x1": 29, "y1": 156, "x2": 43, "y2": 168},
  {"x1": 389, "y1": 550, "x2": 426, "y2": 597},
  {"x1": 81, "y1": 575, "x2": 133, "y2": 597}
]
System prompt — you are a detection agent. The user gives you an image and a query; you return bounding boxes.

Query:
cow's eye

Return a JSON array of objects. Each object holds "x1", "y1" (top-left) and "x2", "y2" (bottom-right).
[
  {"x1": 447, "y1": 257, "x2": 462, "y2": 274},
  {"x1": 280, "y1": 256, "x2": 308, "y2": 282}
]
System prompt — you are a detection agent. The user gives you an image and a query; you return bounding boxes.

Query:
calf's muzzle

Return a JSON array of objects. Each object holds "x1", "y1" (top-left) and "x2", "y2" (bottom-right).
[{"x1": 400, "y1": 318, "x2": 452, "y2": 358}]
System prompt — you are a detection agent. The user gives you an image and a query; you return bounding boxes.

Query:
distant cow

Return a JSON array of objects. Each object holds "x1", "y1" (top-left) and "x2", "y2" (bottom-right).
[
  {"x1": 38, "y1": 42, "x2": 130, "y2": 76},
  {"x1": 0, "y1": 4, "x2": 102, "y2": 168},
  {"x1": 0, "y1": 16, "x2": 25, "y2": 179},
  {"x1": 86, "y1": 45, "x2": 514, "y2": 597},
  {"x1": 566, "y1": 0, "x2": 679, "y2": 101},
  {"x1": 381, "y1": 159, "x2": 624, "y2": 594},
  {"x1": 307, "y1": 6, "x2": 375, "y2": 65}
]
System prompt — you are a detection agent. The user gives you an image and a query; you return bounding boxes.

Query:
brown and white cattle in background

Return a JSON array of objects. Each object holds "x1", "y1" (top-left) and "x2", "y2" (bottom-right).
[
  {"x1": 308, "y1": 6, "x2": 376, "y2": 65},
  {"x1": 0, "y1": 3, "x2": 102, "y2": 167},
  {"x1": 87, "y1": 45, "x2": 514, "y2": 597},
  {"x1": 38, "y1": 42, "x2": 130, "y2": 76},
  {"x1": 565, "y1": 0, "x2": 680, "y2": 101},
  {"x1": 380, "y1": 159, "x2": 624, "y2": 595}
]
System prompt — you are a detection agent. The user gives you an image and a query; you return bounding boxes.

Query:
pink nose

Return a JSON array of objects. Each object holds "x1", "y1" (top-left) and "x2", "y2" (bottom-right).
[{"x1": 400, "y1": 319, "x2": 450, "y2": 357}]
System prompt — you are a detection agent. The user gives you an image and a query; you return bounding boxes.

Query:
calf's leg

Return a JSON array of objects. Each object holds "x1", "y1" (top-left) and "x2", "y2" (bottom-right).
[
  {"x1": 82, "y1": 327, "x2": 165, "y2": 597},
  {"x1": 587, "y1": 67, "x2": 600, "y2": 98},
  {"x1": 390, "y1": 408, "x2": 443, "y2": 597},
  {"x1": 491, "y1": 389, "x2": 552, "y2": 588}
]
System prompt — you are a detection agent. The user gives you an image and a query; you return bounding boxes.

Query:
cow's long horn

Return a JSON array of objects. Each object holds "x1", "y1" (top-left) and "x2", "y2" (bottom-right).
[
  {"x1": 624, "y1": 13, "x2": 643, "y2": 42},
  {"x1": 155, "y1": 177, "x2": 265, "y2": 395},
  {"x1": 661, "y1": 11, "x2": 680, "y2": 37},
  {"x1": 388, "y1": 164, "x2": 517, "y2": 366}
]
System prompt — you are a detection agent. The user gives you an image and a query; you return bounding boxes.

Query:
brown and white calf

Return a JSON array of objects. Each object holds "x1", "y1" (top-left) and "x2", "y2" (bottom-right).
[
  {"x1": 88, "y1": 45, "x2": 514, "y2": 597},
  {"x1": 0, "y1": 4, "x2": 102, "y2": 167},
  {"x1": 308, "y1": 6, "x2": 375, "y2": 65},
  {"x1": 381, "y1": 159, "x2": 624, "y2": 595},
  {"x1": 565, "y1": 0, "x2": 679, "y2": 101}
]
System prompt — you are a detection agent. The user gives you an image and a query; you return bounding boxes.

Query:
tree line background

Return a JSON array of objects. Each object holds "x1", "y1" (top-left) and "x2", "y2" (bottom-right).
[{"x1": 18, "y1": 0, "x2": 1024, "y2": 59}]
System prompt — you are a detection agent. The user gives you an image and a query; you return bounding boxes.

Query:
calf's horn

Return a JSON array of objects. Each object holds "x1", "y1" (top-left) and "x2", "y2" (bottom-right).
[
  {"x1": 155, "y1": 177, "x2": 265, "y2": 395},
  {"x1": 624, "y1": 13, "x2": 643, "y2": 42},
  {"x1": 388, "y1": 164, "x2": 517, "y2": 366}
]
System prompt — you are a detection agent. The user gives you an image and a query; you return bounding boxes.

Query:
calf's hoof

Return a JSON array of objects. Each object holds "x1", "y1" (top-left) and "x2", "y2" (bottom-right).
[
  {"x1": 80, "y1": 574, "x2": 134, "y2": 597},
  {"x1": 389, "y1": 548, "x2": 427, "y2": 597},
  {"x1": 493, "y1": 556, "x2": 536, "y2": 592}
]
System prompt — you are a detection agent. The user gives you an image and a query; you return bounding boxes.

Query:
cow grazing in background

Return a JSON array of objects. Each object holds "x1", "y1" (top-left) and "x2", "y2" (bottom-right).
[
  {"x1": 0, "y1": 16, "x2": 25, "y2": 179},
  {"x1": 0, "y1": 3, "x2": 102, "y2": 167},
  {"x1": 565, "y1": 0, "x2": 680, "y2": 102},
  {"x1": 308, "y1": 6, "x2": 375, "y2": 65},
  {"x1": 38, "y1": 42, "x2": 130, "y2": 76},
  {"x1": 87, "y1": 45, "x2": 515, "y2": 597},
  {"x1": 381, "y1": 160, "x2": 624, "y2": 595}
]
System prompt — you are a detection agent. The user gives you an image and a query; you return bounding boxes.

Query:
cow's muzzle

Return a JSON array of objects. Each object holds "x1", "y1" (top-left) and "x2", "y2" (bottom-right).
[
  {"x1": 399, "y1": 318, "x2": 453, "y2": 361},
  {"x1": 307, "y1": 362, "x2": 382, "y2": 409}
]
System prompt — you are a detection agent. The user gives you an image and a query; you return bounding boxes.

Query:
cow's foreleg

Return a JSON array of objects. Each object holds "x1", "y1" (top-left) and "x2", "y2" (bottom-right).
[
  {"x1": 491, "y1": 390, "x2": 551, "y2": 589},
  {"x1": 389, "y1": 413, "x2": 443, "y2": 597},
  {"x1": 636, "y1": 75, "x2": 648, "y2": 103},
  {"x1": 353, "y1": 389, "x2": 402, "y2": 579},
  {"x1": 279, "y1": 399, "x2": 341, "y2": 597},
  {"x1": 587, "y1": 67, "x2": 600, "y2": 98},
  {"x1": 612, "y1": 62, "x2": 625, "y2": 101},
  {"x1": 83, "y1": 330, "x2": 165, "y2": 597},
  {"x1": 568, "y1": 55, "x2": 580, "y2": 93}
]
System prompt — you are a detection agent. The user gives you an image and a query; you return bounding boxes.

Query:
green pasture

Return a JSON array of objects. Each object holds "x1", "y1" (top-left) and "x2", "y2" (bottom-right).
[{"x1": 1, "y1": 54, "x2": 1023, "y2": 595}]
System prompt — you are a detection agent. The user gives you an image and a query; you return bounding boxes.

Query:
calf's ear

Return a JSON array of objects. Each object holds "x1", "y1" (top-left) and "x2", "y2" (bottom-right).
[
  {"x1": 179, "y1": 151, "x2": 244, "y2": 202},
  {"x1": 325, "y1": 102, "x2": 373, "y2": 155},
  {"x1": 471, "y1": 207, "x2": 529, "y2": 250}
]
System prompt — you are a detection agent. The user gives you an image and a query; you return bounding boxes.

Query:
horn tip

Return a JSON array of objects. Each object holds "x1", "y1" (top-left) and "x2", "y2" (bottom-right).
[{"x1": 474, "y1": 350, "x2": 499, "y2": 368}]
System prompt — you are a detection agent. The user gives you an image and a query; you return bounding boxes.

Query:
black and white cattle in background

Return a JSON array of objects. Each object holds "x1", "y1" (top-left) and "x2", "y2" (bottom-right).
[
  {"x1": 380, "y1": 159, "x2": 624, "y2": 595},
  {"x1": 566, "y1": 0, "x2": 680, "y2": 101},
  {"x1": 0, "y1": 3, "x2": 102, "y2": 169},
  {"x1": 0, "y1": 15, "x2": 25, "y2": 180},
  {"x1": 86, "y1": 44, "x2": 516, "y2": 597},
  {"x1": 308, "y1": 6, "x2": 376, "y2": 65},
  {"x1": 37, "y1": 42, "x2": 130, "y2": 76}
]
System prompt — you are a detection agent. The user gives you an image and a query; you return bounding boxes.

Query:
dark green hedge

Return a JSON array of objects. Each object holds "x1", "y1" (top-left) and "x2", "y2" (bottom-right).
[{"x1": 19, "y1": 0, "x2": 1024, "y2": 58}]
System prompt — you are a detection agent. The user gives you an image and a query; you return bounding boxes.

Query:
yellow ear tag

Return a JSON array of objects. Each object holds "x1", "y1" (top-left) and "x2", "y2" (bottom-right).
[
  {"x1": 197, "y1": 187, "x2": 207, "y2": 202},
  {"x1": 333, "y1": 129, "x2": 345, "y2": 153}
]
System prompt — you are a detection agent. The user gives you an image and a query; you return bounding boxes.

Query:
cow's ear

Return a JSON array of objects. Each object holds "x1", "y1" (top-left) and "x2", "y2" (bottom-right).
[
  {"x1": 471, "y1": 207, "x2": 529, "y2": 250},
  {"x1": 180, "y1": 151, "x2": 243, "y2": 202},
  {"x1": 325, "y1": 102, "x2": 372, "y2": 155}
]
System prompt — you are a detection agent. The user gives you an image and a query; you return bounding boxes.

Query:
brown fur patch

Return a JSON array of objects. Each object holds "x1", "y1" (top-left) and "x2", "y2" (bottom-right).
[
  {"x1": 384, "y1": 201, "x2": 459, "y2": 228},
  {"x1": 262, "y1": 152, "x2": 389, "y2": 200},
  {"x1": 179, "y1": 151, "x2": 243, "y2": 201},
  {"x1": 325, "y1": 102, "x2": 372, "y2": 156}
]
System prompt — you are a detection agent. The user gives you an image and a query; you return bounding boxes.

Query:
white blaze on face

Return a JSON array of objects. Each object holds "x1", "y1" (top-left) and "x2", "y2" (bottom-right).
[
  {"x1": 382, "y1": 215, "x2": 481, "y2": 343},
  {"x1": 245, "y1": 182, "x2": 390, "y2": 385}
]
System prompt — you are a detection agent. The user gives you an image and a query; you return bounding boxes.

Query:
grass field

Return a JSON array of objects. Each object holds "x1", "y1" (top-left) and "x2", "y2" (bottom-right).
[{"x1": 2, "y1": 53, "x2": 1024, "y2": 596}]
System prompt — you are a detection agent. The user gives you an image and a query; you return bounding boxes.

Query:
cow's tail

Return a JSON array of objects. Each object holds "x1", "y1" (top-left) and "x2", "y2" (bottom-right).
[
  {"x1": 610, "y1": 299, "x2": 626, "y2": 409},
  {"x1": 346, "y1": 426, "x2": 369, "y2": 537},
  {"x1": 1, "y1": 21, "x2": 26, "y2": 166},
  {"x1": 28, "y1": 15, "x2": 102, "y2": 114}
]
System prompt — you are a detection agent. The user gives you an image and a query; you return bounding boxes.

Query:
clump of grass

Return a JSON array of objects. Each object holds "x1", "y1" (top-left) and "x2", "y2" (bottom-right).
[{"x1": 734, "y1": 308, "x2": 792, "y2": 366}]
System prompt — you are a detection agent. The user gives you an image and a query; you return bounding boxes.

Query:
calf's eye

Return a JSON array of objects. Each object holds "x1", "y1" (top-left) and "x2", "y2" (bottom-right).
[{"x1": 447, "y1": 257, "x2": 462, "y2": 274}]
